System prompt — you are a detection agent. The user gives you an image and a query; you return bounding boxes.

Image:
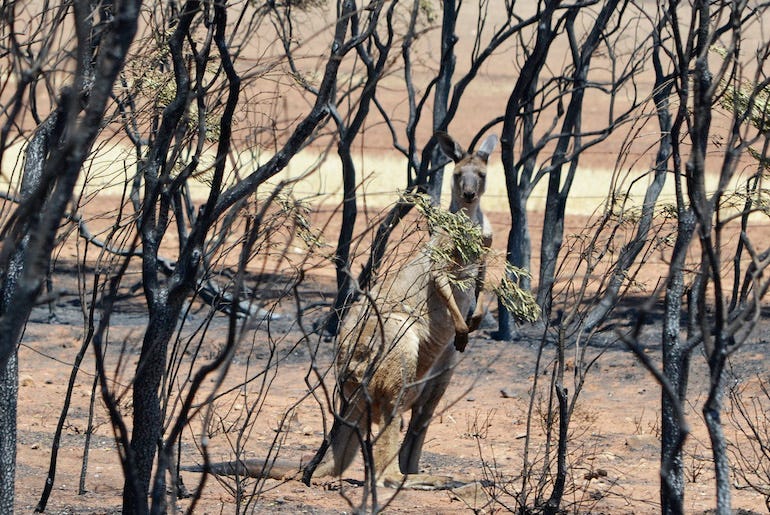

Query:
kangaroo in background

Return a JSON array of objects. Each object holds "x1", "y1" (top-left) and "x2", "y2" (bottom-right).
[{"x1": 186, "y1": 131, "x2": 498, "y2": 490}]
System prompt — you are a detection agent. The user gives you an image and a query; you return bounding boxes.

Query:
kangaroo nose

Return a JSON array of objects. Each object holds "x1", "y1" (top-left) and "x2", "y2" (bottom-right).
[{"x1": 463, "y1": 191, "x2": 476, "y2": 202}]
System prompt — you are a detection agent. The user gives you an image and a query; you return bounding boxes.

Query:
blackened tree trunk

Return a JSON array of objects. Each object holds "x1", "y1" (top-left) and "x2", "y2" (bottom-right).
[
  {"x1": 660, "y1": 210, "x2": 694, "y2": 515},
  {"x1": 427, "y1": 0, "x2": 457, "y2": 203},
  {"x1": 494, "y1": 178, "x2": 532, "y2": 339},
  {"x1": 686, "y1": 1, "x2": 735, "y2": 511},
  {"x1": 0, "y1": 0, "x2": 141, "y2": 509},
  {"x1": 651, "y1": 4, "x2": 692, "y2": 512},
  {"x1": 582, "y1": 39, "x2": 673, "y2": 331},
  {"x1": 0, "y1": 355, "x2": 15, "y2": 513},
  {"x1": 536, "y1": 0, "x2": 622, "y2": 315},
  {"x1": 0, "y1": 111, "x2": 63, "y2": 512},
  {"x1": 120, "y1": 0, "x2": 364, "y2": 510},
  {"x1": 325, "y1": 0, "x2": 392, "y2": 336},
  {"x1": 327, "y1": 146, "x2": 358, "y2": 334},
  {"x1": 494, "y1": 0, "x2": 561, "y2": 338},
  {"x1": 125, "y1": 299, "x2": 190, "y2": 513}
]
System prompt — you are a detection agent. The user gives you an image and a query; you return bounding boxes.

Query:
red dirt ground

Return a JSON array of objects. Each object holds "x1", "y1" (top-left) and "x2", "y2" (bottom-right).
[{"x1": 9, "y1": 202, "x2": 770, "y2": 514}]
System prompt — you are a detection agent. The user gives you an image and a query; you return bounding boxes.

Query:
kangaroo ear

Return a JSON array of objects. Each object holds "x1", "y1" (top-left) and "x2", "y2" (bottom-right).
[
  {"x1": 435, "y1": 131, "x2": 465, "y2": 163},
  {"x1": 476, "y1": 134, "x2": 498, "y2": 162}
]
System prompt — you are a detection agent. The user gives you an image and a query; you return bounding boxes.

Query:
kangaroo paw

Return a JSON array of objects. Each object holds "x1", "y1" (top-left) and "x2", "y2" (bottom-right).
[
  {"x1": 454, "y1": 330, "x2": 469, "y2": 352},
  {"x1": 467, "y1": 313, "x2": 483, "y2": 333}
]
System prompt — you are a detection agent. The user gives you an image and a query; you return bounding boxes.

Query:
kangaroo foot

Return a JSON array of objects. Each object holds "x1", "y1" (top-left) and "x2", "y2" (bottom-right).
[{"x1": 380, "y1": 473, "x2": 466, "y2": 490}]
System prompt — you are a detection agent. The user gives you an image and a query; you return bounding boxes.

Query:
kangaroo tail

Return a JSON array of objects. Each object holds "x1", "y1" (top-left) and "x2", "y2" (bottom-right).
[{"x1": 181, "y1": 458, "x2": 302, "y2": 480}]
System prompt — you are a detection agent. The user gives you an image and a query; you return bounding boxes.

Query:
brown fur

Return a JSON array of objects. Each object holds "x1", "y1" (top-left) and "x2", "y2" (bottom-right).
[{"x1": 184, "y1": 132, "x2": 497, "y2": 490}]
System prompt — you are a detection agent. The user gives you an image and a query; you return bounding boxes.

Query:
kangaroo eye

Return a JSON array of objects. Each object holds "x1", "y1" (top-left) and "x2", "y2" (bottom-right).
[{"x1": 478, "y1": 172, "x2": 486, "y2": 179}]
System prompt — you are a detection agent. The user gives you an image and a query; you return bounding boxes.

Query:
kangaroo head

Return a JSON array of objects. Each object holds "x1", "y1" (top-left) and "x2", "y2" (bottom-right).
[{"x1": 435, "y1": 131, "x2": 498, "y2": 210}]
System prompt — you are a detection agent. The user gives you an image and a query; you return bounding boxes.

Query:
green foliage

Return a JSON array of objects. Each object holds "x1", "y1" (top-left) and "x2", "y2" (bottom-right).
[
  {"x1": 123, "y1": 39, "x2": 222, "y2": 143},
  {"x1": 710, "y1": 46, "x2": 770, "y2": 217},
  {"x1": 272, "y1": 0, "x2": 328, "y2": 10},
  {"x1": 747, "y1": 147, "x2": 770, "y2": 171},
  {"x1": 407, "y1": 192, "x2": 486, "y2": 266},
  {"x1": 493, "y1": 263, "x2": 541, "y2": 324},
  {"x1": 712, "y1": 45, "x2": 770, "y2": 136},
  {"x1": 276, "y1": 193, "x2": 325, "y2": 252},
  {"x1": 405, "y1": 192, "x2": 540, "y2": 324},
  {"x1": 730, "y1": 187, "x2": 770, "y2": 217},
  {"x1": 418, "y1": 0, "x2": 437, "y2": 23},
  {"x1": 712, "y1": 46, "x2": 770, "y2": 172}
]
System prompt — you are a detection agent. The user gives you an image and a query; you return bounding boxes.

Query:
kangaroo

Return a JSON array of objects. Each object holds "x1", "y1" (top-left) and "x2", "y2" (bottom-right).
[{"x1": 186, "y1": 132, "x2": 498, "y2": 489}]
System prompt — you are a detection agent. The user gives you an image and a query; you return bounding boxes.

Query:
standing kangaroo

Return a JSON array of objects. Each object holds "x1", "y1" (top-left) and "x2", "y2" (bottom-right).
[{"x1": 188, "y1": 132, "x2": 498, "y2": 489}]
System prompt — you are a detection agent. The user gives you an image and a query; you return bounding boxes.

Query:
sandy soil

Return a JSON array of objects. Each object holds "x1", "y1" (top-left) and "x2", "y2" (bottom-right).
[{"x1": 8, "y1": 203, "x2": 769, "y2": 515}]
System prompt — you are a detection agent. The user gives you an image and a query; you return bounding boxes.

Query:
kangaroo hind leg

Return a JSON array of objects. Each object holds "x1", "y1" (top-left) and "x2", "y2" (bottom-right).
[
  {"x1": 399, "y1": 346, "x2": 456, "y2": 475},
  {"x1": 302, "y1": 394, "x2": 366, "y2": 485},
  {"x1": 377, "y1": 400, "x2": 461, "y2": 491}
]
